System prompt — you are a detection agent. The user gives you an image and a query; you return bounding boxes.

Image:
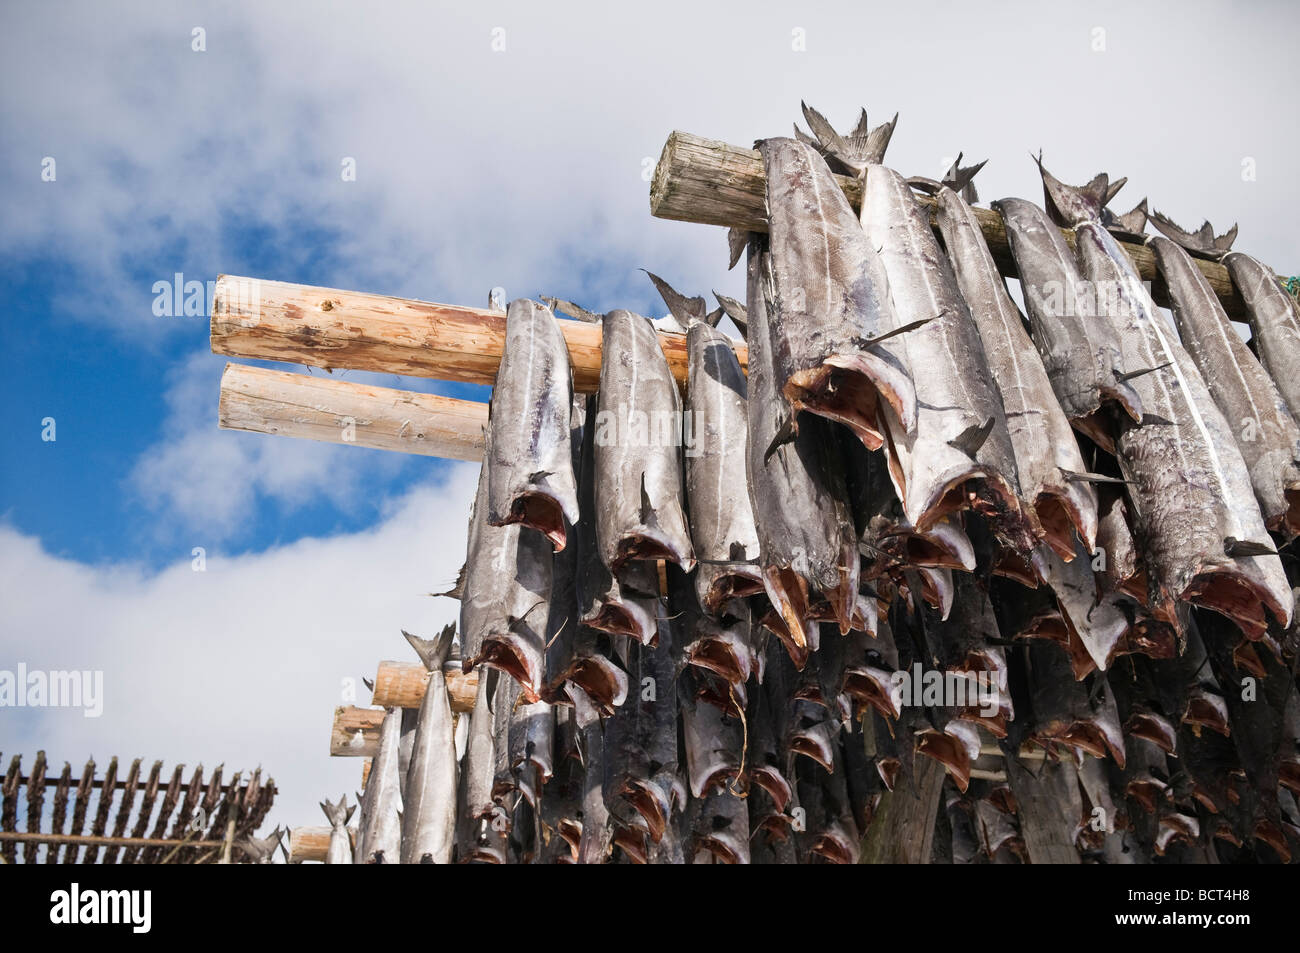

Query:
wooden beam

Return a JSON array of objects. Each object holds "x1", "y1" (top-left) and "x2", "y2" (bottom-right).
[
  {"x1": 859, "y1": 755, "x2": 947, "y2": 863},
  {"x1": 287, "y1": 825, "x2": 356, "y2": 863},
  {"x1": 371, "y1": 660, "x2": 479, "y2": 711},
  {"x1": 219, "y1": 363, "x2": 488, "y2": 461},
  {"x1": 0, "y1": 831, "x2": 225, "y2": 849},
  {"x1": 211, "y1": 275, "x2": 745, "y2": 390},
  {"x1": 649, "y1": 130, "x2": 1251, "y2": 320},
  {"x1": 331, "y1": 667, "x2": 476, "y2": 757}
]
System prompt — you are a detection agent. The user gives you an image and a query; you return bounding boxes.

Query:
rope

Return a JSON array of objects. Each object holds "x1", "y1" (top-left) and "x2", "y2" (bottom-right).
[{"x1": 1282, "y1": 275, "x2": 1300, "y2": 297}]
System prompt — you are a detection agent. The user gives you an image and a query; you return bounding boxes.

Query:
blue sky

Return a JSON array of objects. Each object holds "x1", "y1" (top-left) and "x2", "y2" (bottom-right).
[{"x1": 2, "y1": 0, "x2": 1297, "y2": 839}]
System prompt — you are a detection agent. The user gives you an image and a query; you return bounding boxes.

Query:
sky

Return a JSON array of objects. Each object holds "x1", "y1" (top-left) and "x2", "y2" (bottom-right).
[{"x1": 1, "y1": 0, "x2": 1297, "y2": 850}]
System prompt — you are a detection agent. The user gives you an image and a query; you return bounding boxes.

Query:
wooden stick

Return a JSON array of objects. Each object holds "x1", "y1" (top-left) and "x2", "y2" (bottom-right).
[
  {"x1": 331, "y1": 706, "x2": 386, "y2": 758},
  {"x1": 219, "y1": 363, "x2": 488, "y2": 461},
  {"x1": 371, "y1": 660, "x2": 479, "y2": 711},
  {"x1": 648, "y1": 130, "x2": 1250, "y2": 319},
  {"x1": 0, "y1": 831, "x2": 225, "y2": 849},
  {"x1": 211, "y1": 275, "x2": 745, "y2": 389},
  {"x1": 287, "y1": 825, "x2": 357, "y2": 863}
]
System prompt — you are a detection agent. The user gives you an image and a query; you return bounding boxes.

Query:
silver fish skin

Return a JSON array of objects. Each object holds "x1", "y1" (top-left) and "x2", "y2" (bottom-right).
[
  {"x1": 858, "y1": 165, "x2": 1033, "y2": 552},
  {"x1": 594, "y1": 309, "x2": 695, "y2": 573},
  {"x1": 679, "y1": 669, "x2": 743, "y2": 798},
  {"x1": 745, "y1": 236, "x2": 860, "y2": 661},
  {"x1": 320, "y1": 796, "x2": 354, "y2": 865},
  {"x1": 934, "y1": 185, "x2": 1098, "y2": 557},
  {"x1": 691, "y1": 789, "x2": 751, "y2": 864},
  {"x1": 1152, "y1": 238, "x2": 1300, "y2": 535},
  {"x1": 509, "y1": 698, "x2": 553, "y2": 809},
  {"x1": 400, "y1": 624, "x2": 458, "y2": 864},
  {"x1": 462, "y1": 425, "x2": 554, "y2": 701},
  {"x1": 1053, "y1": 175, "x2": 1291, "y2": 636},
  {"x1": 756, "y1": 137, "x2": 916, "y2": 450},
  {"x1": 355, "y1": 707, "x2": 402, "y2": 863},
  {"x1": 684, "y1": 320, "x2": 763, "y2": 612},
  {"x1": 1225, "y1": 252, "x2": 1300, "y2": 422},
  {"x1": 575, "y1": 392, "x2": 659, "y2": 646},
  {"x1": 993, "y1": 196, "x2": 1141, "y2": 446},
  {"x1": 576, "y1": 718, "x2": 612, "y2": 864},
  {"x1": 457, "y1": 669, "x2": 505, "y2": 862},
  {"x1": 486, "y1": 298, "x2": 580, "y2": 551}
]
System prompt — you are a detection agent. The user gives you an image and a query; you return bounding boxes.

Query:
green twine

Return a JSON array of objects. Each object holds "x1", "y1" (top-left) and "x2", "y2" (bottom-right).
[{"x1": 1282, "y1": 275, "x2": 1300, "y2": 297}]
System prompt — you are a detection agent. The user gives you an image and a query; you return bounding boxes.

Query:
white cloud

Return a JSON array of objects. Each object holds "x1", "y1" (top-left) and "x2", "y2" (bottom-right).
[
  {"x1": 129, "y1": 350, "x2": 412, "y2": 542},
  {"x1": 0, "y1": 467, "x2": 478, "y2": 843}
]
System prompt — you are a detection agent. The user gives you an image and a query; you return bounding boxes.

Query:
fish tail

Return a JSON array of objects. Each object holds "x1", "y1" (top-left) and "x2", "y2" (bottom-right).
[
  {"x1": 320, "y1": 794, "x2": 354, "y2": 827},
  {"x1": 403, "y1": 623, "x2": 457, "y2": 673}
]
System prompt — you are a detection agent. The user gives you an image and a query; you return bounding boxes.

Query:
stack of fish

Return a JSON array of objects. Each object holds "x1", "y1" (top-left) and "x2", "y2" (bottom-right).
[{"x1": 340, "y1": 105, "x2": 1300, "y2": 864}]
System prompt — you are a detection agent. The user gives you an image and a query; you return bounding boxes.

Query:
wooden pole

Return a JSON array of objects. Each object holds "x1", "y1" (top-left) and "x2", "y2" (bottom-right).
[
  {"x1": 219, "y1": 363, "x2": 488, "y2": 461},
  {"x1": 211, "y1": 275, "x2": 745, "y2": 389},
  {"x1": 371, "y1": 660, "x2": 478, "y2": 711},
  {"x1": 648, "y1": 130, "x2": 1251, "y2": 320},
  {"x1": 0, "y1": 830, "x2": 225, "y2": 850},
  {"x1": 288, "y1": 825, "x2": 357, "y2": 863},
  {"x1": 858, "y1": 756, "x2": 947, "y2": 863}
]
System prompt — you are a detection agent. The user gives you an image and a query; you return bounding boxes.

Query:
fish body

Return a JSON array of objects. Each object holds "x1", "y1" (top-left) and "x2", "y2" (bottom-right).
[
  {"x1": 401, "y1": 625, "x2": 459, "y2": 864},
  {"x1": 1226, "y1": 252, "x2": 1300, "y2": 420},
  {"x1": 486, "y1": 298, "x2": 580, "y2": 551},
  {"x1": 1152, "y1": 237, "x2": 1300, "y2": 535},
  {"x1": 745, "y1": 235, "x2": 860, "y2": 659},
  {"x1": 457, "y1": 669, "x2": 507, "y2": 863},
  {"x1": 462, "y1": 424, "x2": 554, "y2": 700},
  {"x1": 594, "y1": 309, "x2": 695, "y2": 573},
  {"x1": 993, "y1": 196, "x2": 1141, "y2": 447},
  {"x1": 935, "y1": 185, "x2": 1098, "y2": 557},
  {"x1": 859, "y1": 165, "x2": 1031, "y2": 551},
  {"x1": 321, "y1": 796, "x2": 354, "y2": 865},
  {"x1": 1062, "y1": 188, "x2": 1291, "y2": 636},
  {"x1": 756, "y1": 137, "x2": 916, "y2": 450},
  {"x1": 684, "y1": 320, "x2": 763, "y2": 612},
  {"x1": 355, "y1": 707, "x2": 402, "y2": 863}
]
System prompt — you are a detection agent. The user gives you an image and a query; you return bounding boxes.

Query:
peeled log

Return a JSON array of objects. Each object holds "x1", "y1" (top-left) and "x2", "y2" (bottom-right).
[
  {"x1": 858, "y1": 756, "x2": 947, "y2": 863},
  {"x1": 288, "y1": 825, "x2": 356, "y2": 863},
  {"x1": 648, "y1": 131, "x2": 1248, "y2": 320},
  {"x1": 210, "y1": 275, "x2": 745, "y2": 390},
  {"x1": 219, "y1": 363, "x2": 488, "y2": 461},
  {"x1": 371, "y1": 660, "x2": 479, "y2": 712}
]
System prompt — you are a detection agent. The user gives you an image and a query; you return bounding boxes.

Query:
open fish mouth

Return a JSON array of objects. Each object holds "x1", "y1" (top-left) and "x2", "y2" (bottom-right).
[
  {"x1": 684, "y1": 634, "x2": 751, "y2": 685},
  {"x1": 472, "y1": 632, "x2": 542, "y2": 703},
  {"x1": 1253, "y1": 821, "x2": 1292, "y2": 862},
  {"x1": 809, "y1": 828, "x2": 859, "y2": 864},
  {"x1": 611, "y1": 532, "x2": 695, "y2": 573},
  {"x1": 1280, "y1": 488, "x2": 1300, "y2": 536},
  {"x1": 760, "y1": 566, "x2": 815, "y2": 665},
  {"x1": 582, "y1": 599, "x2": 657, "y2": 646},
  {"x1": 1181, "y1": 563, "x2": 1290, "y2": 639},
  {"x1": 695, "y1": 832, "x2": 746, "y2": 864},
  {"x1": 1181, "y1": 689, "x2": 1230, "y2": 737},
  {"x1": 612, "y1": 826, "x2": 649, "y2": 864},
  {"x1": 843, "y1": 665, "x2": 902, "y2": 720},
  {"x1": 784, "y1": 352, "x2": 915, "y2": 451},
  {"x1": 915, "y1": 722, "x2": 981, "y2": 792},
  {"x1": 698, "y1": 567, "x2": 765, "y2": 615},
  {"x1": 1037, "y1": 717, "x2": 1126, "y2": 767},
  {"x1": 1124, "y1": 776, "x2": 1167, "y2": 813},
  {"x1": 545, "y1": 657, "x2": 629, "y2": 714},
  {"x1": 875, "y1": 517, "x2": 975, "y2": 570},
  {"x1": 748, "y1": 764, "x2": 793, "y2": 813},
  {"x1": 1124, "y1": 710, "x2": 1177, "y2": 753},
  {"x1": 495, "y1": 491, "x2": 570, "y2": 552},
  {"x1": 1035, "y1": 489, "x2": 1095, "y2": 560},
  {"x1": 875, "y1": 755, "x2": 902, "y2": 791},
  {"x1": 618, "y1": 779, "x2": 673, "y2": 843}
]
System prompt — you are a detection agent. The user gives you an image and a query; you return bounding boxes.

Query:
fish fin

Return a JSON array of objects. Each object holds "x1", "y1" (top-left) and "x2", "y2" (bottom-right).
[
  {"x1": 906, "y1": 175, "x2": 943, "y2": 196},
  {"x1": 362, "y1": 676, "x2": 374, "y2": 693},
  {"x1": 942, "y1": 152, "x2": 987, "y2": 203},
  {"x1": 643, "y1": 270, "x2": 707, "y2": 327},
  {"x1": 763, "y1": 416, "x2": 798, "y2": 463},
  {"x1": 1035, "y1": 152, "x2": 1109, "y2": 226},
  {"x1": 712, "y1": 291, "x2": 748, "y2": 337},
  {"x1": 487, "y1": 287, "x2": 507, "y2": 313},
  {"x1": 726, "y1": 229, "x2": 749, "y2": 271},
  {"x1": 800, "y1": 101, "x2": 850, "y2": 164},
  {"x1": 1149, "y1": 209, "x2": 1201, "y2": 248},
  {"x1": 528, "y1": 469, "x2": 554, "y2": 483},
  {"x1": 948, "y1": 417, "x2": 995, "y2": 459},
  {"x1": 403, "y1": 623, "x2": 456, "y2": 672},
  {"x1": 703, "y1": 306, "x2": 725, "y2": 328},
  {"x1": 541, "y1": 296, "x2": 602, "y2": 323},
  {"x1": 428, "y1": 563, "x2": 466, "y2": 600},
  {"x1": 1060, "y1": 469, "x2": 1133, "y2": 486},
  {"x1": 1102, "y1": 175, "x2": 1127, "y2": 206},
  {"x1": 1118, "y1": 361, "x2": 1171, "y2": 382},
  {"x1": 321, "y1": 795, "x2": 350, "y2": 827},
  {"x1": 861, "y1": 313, "x2": 939, "y2": 346},
  {"x1": 1140, "y1": 413, "x2": 1176, "y2": 426},
  {"x1": 1224, "y1": 537, "x2": 1279, "y2": 558},
  {"x1": 1214, "y1": 223, "x2": 1238, "y2": 252},
  {"x1": 1105, "y1": 197, "x2": 1148, "y2": 236},
  {"x1": 863, "y1": 112, "x2": 898, "y2": 165}
]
